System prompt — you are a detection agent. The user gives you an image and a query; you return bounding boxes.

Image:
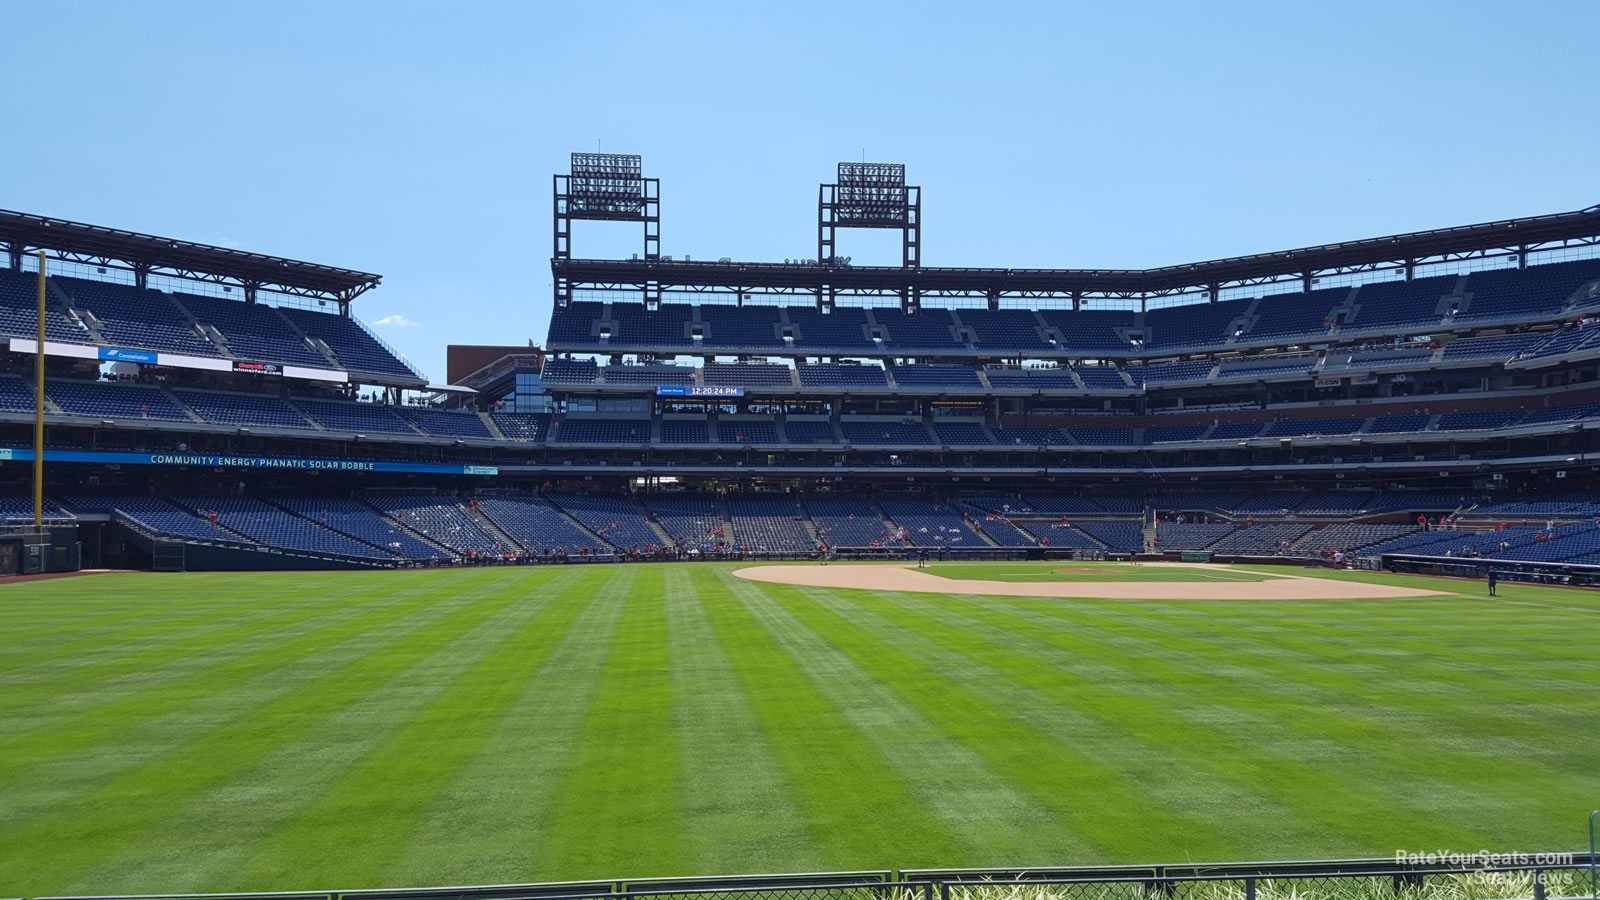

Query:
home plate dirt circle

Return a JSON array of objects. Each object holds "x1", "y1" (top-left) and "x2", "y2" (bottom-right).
[{"x1": 733, "y1": 563, "x2": 1447, "y2": 600}]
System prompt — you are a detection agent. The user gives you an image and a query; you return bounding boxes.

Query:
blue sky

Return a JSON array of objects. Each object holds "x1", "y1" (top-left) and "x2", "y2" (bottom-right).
[{"x1": 5, "y1": 0, "x2": 1598, "y2": 381}]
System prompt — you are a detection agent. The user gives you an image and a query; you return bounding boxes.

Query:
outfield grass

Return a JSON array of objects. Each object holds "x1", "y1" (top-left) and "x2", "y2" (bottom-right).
[
  {"x1": 1, "y1": 564, "x2": 1597, "y2": 896},
  {"x1": 919, "y1": 561, "x2": 1275, "y2": 582}
]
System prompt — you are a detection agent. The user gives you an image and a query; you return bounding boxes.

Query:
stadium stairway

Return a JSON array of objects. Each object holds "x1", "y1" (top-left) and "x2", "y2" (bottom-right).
[
  {"x1": 546, "y1": 497, "x2": 619, "y2": 550},
  {"x1": 480, "y1": 413, "x2": 509, "y2": 441},
  {"x1": 468, "y1": 502, "x2": 524, "y2": 552},
  {"x1": 46, "y1": 280, "x2": 107, "y2": 344}
]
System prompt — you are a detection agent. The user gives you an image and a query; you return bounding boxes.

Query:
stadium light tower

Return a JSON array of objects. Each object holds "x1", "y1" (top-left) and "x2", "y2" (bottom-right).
[
  {"x1": 818, "y1": 162, "x2": 921, "y2": 311},
  {"x1": 818, "y1": 163, "x2": 920, "y2": 268},
  {"x1": 553, "y1": 153, "x2": 659, "y2": 308}
]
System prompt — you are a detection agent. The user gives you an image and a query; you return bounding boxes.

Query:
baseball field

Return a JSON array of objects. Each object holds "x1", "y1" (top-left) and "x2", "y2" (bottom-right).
[{"x1": 1, "y1": 562, "x2": 1596, "y2": 896}]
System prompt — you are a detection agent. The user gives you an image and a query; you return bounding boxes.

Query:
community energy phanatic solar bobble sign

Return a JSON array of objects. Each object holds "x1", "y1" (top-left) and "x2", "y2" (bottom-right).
[{"x1": 0, "y1": 448, "x2": 497, "y2": 476}]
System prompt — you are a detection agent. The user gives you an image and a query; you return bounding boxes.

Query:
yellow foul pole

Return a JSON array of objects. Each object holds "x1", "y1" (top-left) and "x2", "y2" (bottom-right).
[{"x1": 34, "y1": 251, "x2": 46, "y2": 531}]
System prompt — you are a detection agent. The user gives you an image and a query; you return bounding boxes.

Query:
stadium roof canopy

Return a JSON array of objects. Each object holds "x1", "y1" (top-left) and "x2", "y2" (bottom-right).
[
  {"x1": 555, "y1": 201, "x2": 1600, "y2": 301},
  {"x1": 0, "y1": 209, "x2": 381, "y2": 302}
]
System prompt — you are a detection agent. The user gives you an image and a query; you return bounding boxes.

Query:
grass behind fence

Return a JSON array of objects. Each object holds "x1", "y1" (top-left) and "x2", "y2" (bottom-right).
[{"x1": 0, "y1": 564, "x2": 1596, "y2": 896}]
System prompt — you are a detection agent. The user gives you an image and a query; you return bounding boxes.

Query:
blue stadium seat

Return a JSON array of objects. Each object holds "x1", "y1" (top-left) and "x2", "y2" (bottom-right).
[
  {"x1": 174, "y1": 389, "x2": 317, "y2": 430},
  {"x1": 796, "y1": 363, "x2": 888, "y2": 387},
  {"x1": 961, "y1": 308, "x2": 1052, "y2": 350},
  {"x1": 547, "y1": 493, "x2": 662, "y2": 550},
  {"x1": 878, "y1": 496, "x2": 984, "y2": 547},
  {"x1": 718, "y1": 419, "x2": 783, "y2": 444},
  {"x1": 48, "y1": 380, "x2": 189, "y2": 421},
  {"x1": 804, "y1": 495, "x2": 894, "y2": 547},
  {"x1": 727, "y1": 493, "x2": 812, "y2": 553},
  {"x1": 556, "y1": 418, "x2": 651, "y2": 443},
  {"x1": 293, "y1": 397, "x2": 419, "y2": 435},
  {"x1": 397, "y1": 406, "x2": 493, "y2": 439},
  {"x1": 278, "y1": 307, "x2": 420, "y2": 379},
  {"x1": 1036, "y1": 309, "x2": 1135, "y2": 352},
  {"x1": 367, "y1": 495, "x2": 505, "y2": 554},
  {"x1": 0, "y1": 269, "x2": 90, "y2": 344},
  {"x1": 872, "y1": 307, "x2": 962, "y2": 349},
  {"x1": 175, "y1": 292, "x2": 330, "y2": 367},
  {"x1": 177, "y1": 497, "x2": 391, "y2": 559},
  {"x1": 889, "y1": 365, "x2": 983, "y2": 388},
  {"x1": 841, "y1": 420, "x2": 934, "y2": 445},
  {"x1": 54, "y1": 277, "x2": 222, "y2": 356},
  {"x1": 783, "y1": 419, "x2": 840, "y2": 444},
  {"x1": 785, "y1": 306, "x2": 875, "y2": 349},
  {"x1": 274, "y1": 498, "x2": 454, "y2": 560},
  {"x1": 932, "y1": 421, "x2": 995, "y2": 445},
  {"x1": 475, "y1": 496, "x2": 609, "y2": 553}
]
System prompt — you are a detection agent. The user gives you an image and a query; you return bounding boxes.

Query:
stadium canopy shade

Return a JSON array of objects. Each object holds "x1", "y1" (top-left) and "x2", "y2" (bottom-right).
[
  {"x1": 556, "y1": 202, "x2": 1600, "y2": 300},
  {"x1": 0, "y1": 208, "x2": 381, "y2": 302}
]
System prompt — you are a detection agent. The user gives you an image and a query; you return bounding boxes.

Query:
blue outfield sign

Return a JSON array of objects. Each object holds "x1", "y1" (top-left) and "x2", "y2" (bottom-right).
[
  {"x1": 656, "y1": 385, "x2": 744, "y2": 398},
  {"x1": 0, "y1": 448, "x2": 497, "y2": 476},
  {"x1": 98, "y1": 346, "x2": 160, "y2": 364}
]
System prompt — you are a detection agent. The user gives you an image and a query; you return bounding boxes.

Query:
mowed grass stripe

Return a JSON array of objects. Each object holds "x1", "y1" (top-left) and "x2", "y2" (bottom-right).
[
  {"x1": 0, "y1": 573, "x2": 507, "y2": 832},
  {"x1": 385, "y1": 570, "x2": 626, "y2": 887},
  {"x1": 758, "y1": 580, "x2": 1234, "y2": 863},
  {"x1": 700, "y1": 571, "x2": 971, "y2": 870},
  {"x1": 907, "y1": 591, "x2": 1522, "y2": 851},
  {"x1": 665, "y1": 569, "x2": 823, "y2": 875},
  {"x1": 0, "y1": 573, "x2": 452, "y2": 740},
  {"x1": 533, "y1": 569, "x2": 692, "y2": 878},
  {"x1": 1094, "y1": 595, "x2": 1598, "y2": 735},
  {"x1": 969, "y1": 591, "x2": 1600, "y2": 814},
  {"x1": 716, "y1": 571, "x2": 1078, "y2": 866},
  {"x1": 798, "y1": 586, "x2": 1342, "y2": 856},
  {"x1": 0, "y1": 572, "x2": 358, "y2": 646},
  {"x1": 0, "y1": 571, "x2": 507, "y2": 797},
  {"x1": 1151, "y1": 591, "x2": 1600, "y2": 699},
  {"x1": 0, "y1": 573, "x2": 386, "y2": 694},
  {"x1": 0, "y1": 570, "x2": 537, "y2": 894},
  {"x1": 193, "y1": 571, "x2": 591, "y2": 892}
]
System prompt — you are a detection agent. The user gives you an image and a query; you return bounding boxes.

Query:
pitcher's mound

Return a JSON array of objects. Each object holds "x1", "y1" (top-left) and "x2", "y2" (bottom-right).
[{"x1": 733, "y1": 563, "x2": 1446, "y2": 600}]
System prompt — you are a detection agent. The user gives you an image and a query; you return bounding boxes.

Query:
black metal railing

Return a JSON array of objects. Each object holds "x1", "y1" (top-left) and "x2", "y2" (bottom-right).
[{"x1": 31, "y1": 852, "x2": 1600, "y2": 900}]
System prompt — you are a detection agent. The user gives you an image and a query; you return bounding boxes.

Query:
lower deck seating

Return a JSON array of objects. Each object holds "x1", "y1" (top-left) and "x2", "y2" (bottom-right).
[
  {"x1": 1291, "y1": 523, "x2": 1420, "y2": 554},
  {"x1": 1208, "y1": 524, "x2": 1312, "y2": 554},
  {"x1": 274, "y1": 498, "x2": 453, "y2": 559},
  {"x1": 66, "y1": 496, "x2": 237, "y2": 542},
  {"x1": 547, "y1": 493, "x2": 663, "y2": 550},
  {"x1": 176, "y1": 497, "x2": 390, "y2": 559},
  {"x1": 1074, "y1": 521, "x2": 1143, "y2": 552},
  {"x1": 475, "y1": 497, "x2": 609, "y2": 553},
  {"x1": 1017, "y1": 522, "x2": 1101, "y2": 549},
  {"x1": 727, "y1": 494, "x2": 813, "y2": 552},
  {"x1": 804, "y1": 495, "x2": 895, "y2": 547},
  {"x1": 878, "y1": 496, "x2": 984, "y2": 547},
  {"x1": 643, "y1": 493, "x2": 728, "y2": 550},
  {"x1": 366, "y1": 495, "x2": 504, "y2": 554},
  {"x1": 1155, "y1": 522, "x2": 1234, "y2": 550}
]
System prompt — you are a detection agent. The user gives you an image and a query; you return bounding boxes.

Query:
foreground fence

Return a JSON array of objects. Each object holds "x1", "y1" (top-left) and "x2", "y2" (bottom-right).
[{"x1": 31, "y1": 853, "x2": 1600, "y2": 900}]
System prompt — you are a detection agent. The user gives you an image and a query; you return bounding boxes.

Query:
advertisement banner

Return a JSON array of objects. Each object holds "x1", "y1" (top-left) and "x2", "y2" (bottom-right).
[
  {"x1": 0, "y1": 447, "x2": 497, "y2": 476},
  {"x1": 99, "y1": 347, "x2": 160, "y2": 364}
]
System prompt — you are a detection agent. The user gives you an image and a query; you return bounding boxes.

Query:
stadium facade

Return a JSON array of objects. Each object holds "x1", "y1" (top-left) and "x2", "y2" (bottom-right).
[{"x1": 4, "y1": 158, "x2": 1600, "y2": 575}]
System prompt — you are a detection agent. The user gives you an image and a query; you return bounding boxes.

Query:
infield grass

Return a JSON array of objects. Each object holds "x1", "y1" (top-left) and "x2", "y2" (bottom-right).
[{"x1": 1, "y1": 562, "x2": 1596, "y2": 896}]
